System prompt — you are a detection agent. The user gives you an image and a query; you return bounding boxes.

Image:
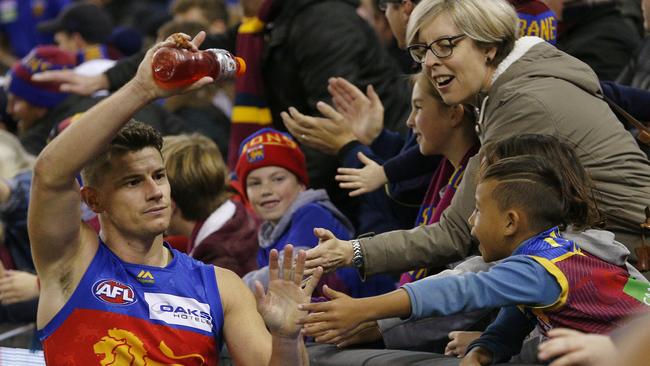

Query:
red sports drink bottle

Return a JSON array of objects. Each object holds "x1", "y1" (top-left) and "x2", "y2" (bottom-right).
[{"x1": 151, "y1": 47, "x2": 246, "y2": 89}]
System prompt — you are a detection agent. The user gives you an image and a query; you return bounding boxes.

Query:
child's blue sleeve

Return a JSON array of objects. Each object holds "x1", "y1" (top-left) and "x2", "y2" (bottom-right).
[
  {"x1": 466, "y1": 306, "x2": 536, "y2": 363},
  {"x1": 401, "y1": 255, "x2": 561, "y2": 320}
]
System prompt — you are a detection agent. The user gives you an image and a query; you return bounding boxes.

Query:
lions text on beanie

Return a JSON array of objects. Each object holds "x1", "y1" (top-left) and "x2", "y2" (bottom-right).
[
  {"x1": 7, "y1": 45, "x2": 76, "y2": 109},
  {"x1": 235, "y1": 128, "x2": 309, "y2": 192}
]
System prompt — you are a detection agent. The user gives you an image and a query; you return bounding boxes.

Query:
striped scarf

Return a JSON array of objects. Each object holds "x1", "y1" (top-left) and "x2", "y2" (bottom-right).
[{"x1": 227, "y1": 0, "x2": 274, "y2": 169}]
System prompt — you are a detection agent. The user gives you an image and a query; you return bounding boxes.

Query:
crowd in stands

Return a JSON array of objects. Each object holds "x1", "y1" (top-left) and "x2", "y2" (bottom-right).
[{"x1": 0, "y1": 0, "x2": 649, "y2": 365}]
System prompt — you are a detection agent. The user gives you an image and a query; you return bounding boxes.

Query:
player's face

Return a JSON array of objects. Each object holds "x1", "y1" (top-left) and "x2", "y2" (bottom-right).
[{"x1": 98, "y1": 148, "x2": 172, "y2": 239}]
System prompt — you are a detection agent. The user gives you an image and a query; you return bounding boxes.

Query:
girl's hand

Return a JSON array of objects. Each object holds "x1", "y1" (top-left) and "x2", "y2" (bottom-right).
[{"x1": 335, "y1": 152, "x2": 387, "y2": 196}]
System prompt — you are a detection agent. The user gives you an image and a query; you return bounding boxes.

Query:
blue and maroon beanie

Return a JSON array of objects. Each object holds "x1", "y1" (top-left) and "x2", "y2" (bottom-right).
[
  {"x1": 7, "y1": 45, "x2": 76, "y2": 109},
  {"x1": 235, "y1": 128, "x2": 309, "y2": 192},
  {"x1": 509, "y1": 0, "x2": 557, "y2": 44}
]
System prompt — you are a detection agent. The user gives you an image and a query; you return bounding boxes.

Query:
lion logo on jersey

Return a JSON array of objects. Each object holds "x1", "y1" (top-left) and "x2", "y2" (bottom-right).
[{"x1": 93, "y1": 328, "x2": 206, "y2": 365}]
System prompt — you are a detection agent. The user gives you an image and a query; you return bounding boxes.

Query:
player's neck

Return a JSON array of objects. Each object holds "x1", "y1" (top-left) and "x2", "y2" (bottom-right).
[{"x1": 99, "y1": 228, "x2": 170, "y2": 267}]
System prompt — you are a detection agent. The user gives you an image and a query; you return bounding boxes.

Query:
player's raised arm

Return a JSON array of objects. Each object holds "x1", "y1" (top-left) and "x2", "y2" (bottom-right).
[{"x1": 28, "y1": 32, "x2": 212, "y2": 272}]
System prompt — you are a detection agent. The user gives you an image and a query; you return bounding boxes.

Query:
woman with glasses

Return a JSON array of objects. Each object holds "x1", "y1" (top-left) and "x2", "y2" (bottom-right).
[{"x1": 305, "y1": 0, "x2": 650, "y2": 311}]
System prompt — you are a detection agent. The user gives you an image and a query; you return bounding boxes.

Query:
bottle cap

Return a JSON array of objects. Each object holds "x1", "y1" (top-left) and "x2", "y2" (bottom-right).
[{"x1": 235, "y1": 57, "x2": 246, "y2": 76}]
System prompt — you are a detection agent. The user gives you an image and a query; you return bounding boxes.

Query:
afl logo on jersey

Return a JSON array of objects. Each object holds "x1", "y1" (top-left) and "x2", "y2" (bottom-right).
[{"x1": 93, "y1": 279, "x2": 137, "y2": 305}]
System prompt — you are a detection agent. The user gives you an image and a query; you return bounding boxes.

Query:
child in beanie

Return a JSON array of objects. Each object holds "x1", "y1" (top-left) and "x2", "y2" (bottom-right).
[
  {"x1": 237, "y1": 128, "x2": 395, "y2": 298},
  {"x1": 6, "y1": 45, "x2": 76, "y2": 110},
  {"x1": 5, "y1": 45, "x2": 76, "y2": 154}
]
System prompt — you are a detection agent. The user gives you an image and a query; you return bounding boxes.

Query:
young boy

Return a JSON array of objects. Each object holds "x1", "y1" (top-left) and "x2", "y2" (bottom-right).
[
  {"x1": 236, "y1": 128, "x2": 395, "y2": 298},
  {"x1": 299, "y1": 154, "x2": 649, "y2": 365}
]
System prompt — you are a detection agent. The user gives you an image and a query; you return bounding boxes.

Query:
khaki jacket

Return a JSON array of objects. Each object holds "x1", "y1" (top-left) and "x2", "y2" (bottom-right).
[{"x1": 361, "y1": 38, "x2": 650, "y2": 276}]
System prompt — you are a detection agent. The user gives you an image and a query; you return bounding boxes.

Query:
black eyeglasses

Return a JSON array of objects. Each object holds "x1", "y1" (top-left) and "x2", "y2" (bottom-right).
[
  {"x1": 407, "y1": 34, "x2": 466, "y2": 63},
  {"x1": 378, "y1": 0, "x2": 403, "y2": 12}
]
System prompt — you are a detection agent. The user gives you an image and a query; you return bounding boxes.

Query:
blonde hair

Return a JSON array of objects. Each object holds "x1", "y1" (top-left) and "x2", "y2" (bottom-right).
[
  {"x1": 406, "y1": 0, "x2": 518, "y2": 66},
  {"x1": 0, "y1": 130, "x2": 35, "y2": 179},
  {"x1": 162, "y1": 134, "x2": 231, "y2": 221}
]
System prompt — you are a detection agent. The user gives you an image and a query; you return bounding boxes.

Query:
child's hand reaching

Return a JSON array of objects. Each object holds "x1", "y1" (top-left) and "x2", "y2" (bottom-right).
[
  {"x1": 307, "y1": 320, "x2": 382, "y2": 348},
  {"x1": 331, "y1": 320, "x2": 382, "y2": 348},
  {"x1": 537, "y1": 328, "x2": 617, "y2": 366},
  {"x1": 297, "y1": 285, "x2": 364, "y2": 341},
  {"x1": 460, "y1": 346, "x2": 492, "y2": 366},
  {"x1": 445, "y1": 331, "x2": 482, "y2": 357},
  {"x1": 335, "y1": 152, "x2": 387, "y2": 197}
]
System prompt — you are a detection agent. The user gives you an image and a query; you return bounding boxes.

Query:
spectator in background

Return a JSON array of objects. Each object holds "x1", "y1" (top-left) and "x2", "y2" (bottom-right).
[
  {"x1": 358, "y1": 0, "x2": 414, "y2": 73},
  {"x1": 622, "y1": 0, "x2": 645, "y2": 35},
  {"x1": 169, "y1": 0, "x2": 235, "y2": 118},
  {"x1": 547, "y1": 0, "x2": 641, "y2": 80},
  {"x1": 513, "y1": 0, "x2": 557, "y2": 44},
  {"x1": 106, "y1": 26, "x2": 143, "y2": 58},
  {"x1": 237, "y1": 128, "x2": 395, "y2": 298},
  {"x1": 617, "y1": 0, "x2": 650, "y2": 90},
  {"x1": 0, "y1": 131, "x2": 38, "y2": 323},
  {"x1": 37, "y1": 2, "x2": 120, "y2": 77},
  {"x1": 171, "y1": 0, "x2": 230, "y2": 35},
  {"x1": 5, "y1": 45, "x2": 77, "y2": 155},
  {"x1": 0, "y1": 0, "x2": 70, "y2": 69},
  {"x1": 0, "y1": 131, "x2": 35, "y2": 271},
  {"x1": 0, "y1": 89, "x2": 17, "y2": 133},
  {"x1": 88, "y1": 0, "x2": 171, "y2": 45},
  {"x1": 162, "y1": 134, "x2": 260, "y2": 277}
]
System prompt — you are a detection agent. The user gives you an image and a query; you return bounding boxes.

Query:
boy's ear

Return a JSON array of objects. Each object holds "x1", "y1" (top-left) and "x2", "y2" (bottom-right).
[
  {"x1": 80, "y1": 186, "x2": 103, "y2": 214},
  {"x1": 504, "y1": 209, "x2": 520, "y2": 237}
]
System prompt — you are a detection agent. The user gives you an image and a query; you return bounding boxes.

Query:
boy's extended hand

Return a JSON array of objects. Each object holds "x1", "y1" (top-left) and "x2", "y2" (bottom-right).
[
  {"x1": 297, "y1": 285, "x2": 363, "y2": 341},
  {"x1": 445, "y1": 331, "x2": 483, "y2": 357},
  {"x1": 537, "y1": 328, "x2": 617, "y2": 366},
  {"x1": 324, "y1": 320, "x2": 382, "y2": 348},
  {"x1": 460, "y1": 347, "x2": 492, "y2": 366},
  {"x1": 254, "y1": 245, "x2": 323, "y2": 338}
]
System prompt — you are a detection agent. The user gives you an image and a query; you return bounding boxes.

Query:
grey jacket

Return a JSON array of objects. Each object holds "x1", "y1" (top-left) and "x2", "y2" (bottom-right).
[{"x1": 360, "y1": 37, "x2": 650, "y2": 276}]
